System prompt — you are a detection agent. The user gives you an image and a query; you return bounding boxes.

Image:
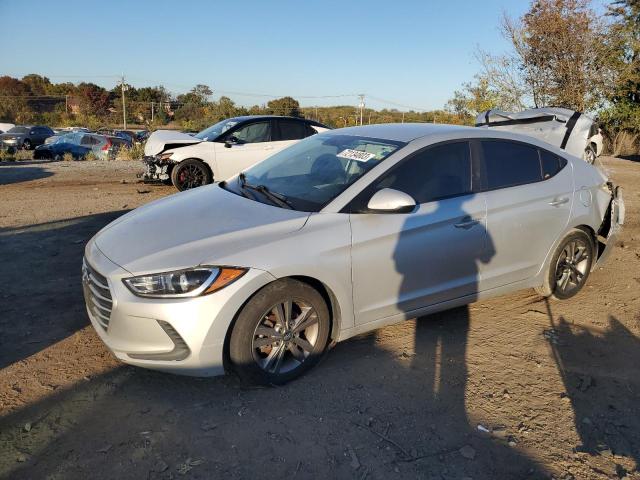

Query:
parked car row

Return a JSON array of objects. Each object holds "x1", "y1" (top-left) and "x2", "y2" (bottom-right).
[
  {"x1": 0, "y1": 123, "x2": 149, "y2": 160},
  {"x1": 34, "y1": 131, "x2": 132, "y2": 160}
]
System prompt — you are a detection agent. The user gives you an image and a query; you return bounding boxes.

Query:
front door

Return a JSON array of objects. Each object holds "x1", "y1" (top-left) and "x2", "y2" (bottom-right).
[
  {"x1": 348, "y1": 141, "x2": 492, "y2": 325},
  {"x1": 214, "y1": 120, "x2": 275, "y2": 179}
]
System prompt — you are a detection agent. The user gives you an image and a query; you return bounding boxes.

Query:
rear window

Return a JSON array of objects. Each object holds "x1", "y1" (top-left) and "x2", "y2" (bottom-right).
[{"x1": 481, "y1": 140, "x2": 542, "y2": 190}]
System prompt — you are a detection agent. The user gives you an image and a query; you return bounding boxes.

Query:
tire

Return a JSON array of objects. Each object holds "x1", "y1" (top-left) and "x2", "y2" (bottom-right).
[
  {"x1": 22, "y1": 139, "x2": 32, "y2": 150},
  {"x1": 53, "y1": 153, "x2": 62, "y2": 162},
  {"x1": 584, "y1": 145, "x2": 596, "y2": 165},
  {"x1": 536, "y1": 229, "x2": 594, "y2": 300},
  {"x1": 229, "y1": 278, "x2": 331, "y2": 385},
  {"x1": 170, "y1": 159, "x2": 212, "y2": 191}
]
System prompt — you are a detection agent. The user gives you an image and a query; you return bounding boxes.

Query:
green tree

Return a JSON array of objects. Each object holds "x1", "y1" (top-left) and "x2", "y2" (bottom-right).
[{"x1": 267, "y1": 96, "x2": 301, "y2": 117}]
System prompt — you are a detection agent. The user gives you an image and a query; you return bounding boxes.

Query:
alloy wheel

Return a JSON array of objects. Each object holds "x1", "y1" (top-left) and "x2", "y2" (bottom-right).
[
  {"x1": 251, "y1": 299, "x2": 320, "y2": 375},
  {"x1": 555, "y1": 238, "x2": 590, "y2": 296},
  {"x1": 177, "y1": 164, "x2": 205, "y2": 189}
]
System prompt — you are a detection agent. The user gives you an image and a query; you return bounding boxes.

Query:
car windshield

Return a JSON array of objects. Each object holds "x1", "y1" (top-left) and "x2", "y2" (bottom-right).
[
  {"x1": 194, "y1": 118, "x2": 240, "y2": 141},
  {"x1": 222, "y1": 133, "x2": 405, "y2": 212},
  {"x1": 8, "y1": 126, "x2": 28, "y2": 134}
]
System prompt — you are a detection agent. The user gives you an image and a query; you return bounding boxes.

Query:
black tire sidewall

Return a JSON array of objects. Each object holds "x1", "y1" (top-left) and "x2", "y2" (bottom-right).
[
  {"x1": 170, "y1": 159, "x2": 212, "y2": 191},
  {"x1": 549, "y1": 230, "x2": 594, "y2": 300},
  {"x1": 229, "y1": 279, "x2": 330, "y2": 385}
]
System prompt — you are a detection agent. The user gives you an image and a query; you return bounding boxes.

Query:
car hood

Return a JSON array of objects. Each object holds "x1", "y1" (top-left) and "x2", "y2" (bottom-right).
[
  {"x1": 92, "y1": 184, "x2": 310, "y2": 275},
  {"x1": 144, "y1": 130, "x2": 202, "y2": 156},
  {"x1": 0, "y1": 133, "x2": 24, "y2": 139}
]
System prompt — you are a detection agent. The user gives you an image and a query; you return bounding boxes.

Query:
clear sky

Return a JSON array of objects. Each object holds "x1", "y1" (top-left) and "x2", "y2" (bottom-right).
[{"x1": 1, "y1": 0, "x2": 536, "y2": 111}]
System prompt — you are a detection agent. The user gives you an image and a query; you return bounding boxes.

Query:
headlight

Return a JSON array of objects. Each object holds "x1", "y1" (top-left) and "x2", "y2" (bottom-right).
[
  {"x1": 159, "y1": 152, "x2": 174, "y2": 161},
  {"x1": 123, "y1": 266, "x2": 247, "y2": 298}
]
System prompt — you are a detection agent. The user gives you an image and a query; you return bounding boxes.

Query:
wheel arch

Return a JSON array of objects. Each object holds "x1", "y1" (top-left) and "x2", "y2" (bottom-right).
[
  {"x1": 180, "y1": 157, "x2": 214, "y2": 182},
  {"x1": 221, "y1": 274, "x2": 341, "y2": 374}
]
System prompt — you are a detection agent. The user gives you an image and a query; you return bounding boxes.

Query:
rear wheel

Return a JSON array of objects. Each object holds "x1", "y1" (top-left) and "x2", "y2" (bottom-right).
[
  {"x1": 170, "y1": 159, "x2": 212, "y2": 191},
  {"x1": 536, "y1": 229, "x2": 594, "y2": 300},
  {"x1": 229, "y1": 279, "x2": 331, "y2": 385}
]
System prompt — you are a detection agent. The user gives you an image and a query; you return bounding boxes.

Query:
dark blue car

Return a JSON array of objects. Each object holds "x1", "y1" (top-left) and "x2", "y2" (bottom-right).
[{"x1": 34, "y1": 132, "x2": 130, "y2": 160}]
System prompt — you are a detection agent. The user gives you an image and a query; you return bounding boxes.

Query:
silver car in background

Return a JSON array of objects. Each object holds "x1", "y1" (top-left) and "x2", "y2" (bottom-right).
[{"x1": 83, "y1": 124, "x2": 624, "y2": 384}]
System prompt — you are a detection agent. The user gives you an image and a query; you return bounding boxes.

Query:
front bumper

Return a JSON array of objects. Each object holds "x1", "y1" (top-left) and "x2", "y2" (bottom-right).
[
  {"x1": 141, "y1": 155, "x2": 173, "y2": 184},
  {"x1": 83, "y1": 239, "x2": 275, "y2": 376}
]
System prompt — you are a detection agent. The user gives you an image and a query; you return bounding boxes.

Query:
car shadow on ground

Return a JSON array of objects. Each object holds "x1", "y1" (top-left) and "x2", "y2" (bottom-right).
[
  {"x1": 0, "y1": 310, "x2": 548, "y2": 480},
  {"x1": 0, "y1": 211, "x2": 128, "y2": 370},
  {"x1": 544, "y1": 299, "x2": 640, "y2": 473},
  {"x1": 0, "y1": 164, "x2": 54, "y2": 185},
  {"x1": 1, "y1": 197, "x2": 548, "y2": 479}
]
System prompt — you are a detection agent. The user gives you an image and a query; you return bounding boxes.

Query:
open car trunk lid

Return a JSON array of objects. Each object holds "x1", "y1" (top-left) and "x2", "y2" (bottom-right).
[
  {"x1": 475, "y1": 107, "x2": 597, "y2": 160},
  {"x1": 144, "y1": 130, "x2": 202, "y2": 156}
]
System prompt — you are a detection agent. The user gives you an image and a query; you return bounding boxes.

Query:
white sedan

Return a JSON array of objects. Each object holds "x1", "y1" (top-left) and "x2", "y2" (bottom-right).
[{"x1": 143, "y1": 116, "x2": 330, "y2": 190}]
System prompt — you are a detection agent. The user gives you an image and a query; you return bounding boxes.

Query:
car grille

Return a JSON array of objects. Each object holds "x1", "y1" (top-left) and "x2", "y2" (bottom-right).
[{"x1": 82, "y1": 258, "x2": 113, "y2": 330}]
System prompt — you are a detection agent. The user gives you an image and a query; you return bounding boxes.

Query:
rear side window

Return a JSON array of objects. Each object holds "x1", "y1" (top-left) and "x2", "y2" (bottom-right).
[
  {"x1": 278, "y1": 120, "x2": 310, "y2": 141},
  {"x1": 374, "y1": 141, "x2": 472, "y2": 204},
  {"x1": 481, "y1": 140, "x2": 542, "y2": 190},
  {"x1": 540, "y1": 150, "x2": 567, "y2": 179}
]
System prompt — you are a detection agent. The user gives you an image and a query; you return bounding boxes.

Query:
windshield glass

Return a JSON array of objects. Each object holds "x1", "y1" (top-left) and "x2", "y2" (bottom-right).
[
  {"x1": 8, "y1": 127, "x2": 29, "y2": 134},
  {"x1": 194, "y1": 118, "x2": 240, "y2": 141},
  {"x1": 223, "y1": 133, "x2": 404, "y2": 211}
]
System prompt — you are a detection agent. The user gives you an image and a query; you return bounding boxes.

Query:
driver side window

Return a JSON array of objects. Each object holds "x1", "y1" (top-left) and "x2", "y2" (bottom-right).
[{"x1": 229, "y1": 121, "x2": 271, "y2": 144}]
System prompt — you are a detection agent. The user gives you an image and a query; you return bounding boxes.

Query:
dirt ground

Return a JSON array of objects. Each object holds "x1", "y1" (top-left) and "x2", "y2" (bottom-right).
[{"x1": 0, "y1": 157, "x2": 638, "y2": 480}]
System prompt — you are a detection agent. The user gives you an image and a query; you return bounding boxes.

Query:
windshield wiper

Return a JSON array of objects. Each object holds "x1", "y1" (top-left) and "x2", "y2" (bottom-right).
[{"x1": 238, "y1": 173, "x2": 293, "y2": 209}]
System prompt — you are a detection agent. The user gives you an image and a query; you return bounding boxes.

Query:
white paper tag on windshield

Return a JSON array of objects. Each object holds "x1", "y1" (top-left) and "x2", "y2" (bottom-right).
[{"x1": 336, "y1": 149, "x2": 376, "y2": 162}]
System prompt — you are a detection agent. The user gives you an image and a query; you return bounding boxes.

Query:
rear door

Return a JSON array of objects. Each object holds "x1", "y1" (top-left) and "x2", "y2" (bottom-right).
[
  {"x1": 213, "y1": 120, "x2": 273, "y2": 179},
  {"x1": 478, "y1": 140, "x2": 573, "y2": 290}
]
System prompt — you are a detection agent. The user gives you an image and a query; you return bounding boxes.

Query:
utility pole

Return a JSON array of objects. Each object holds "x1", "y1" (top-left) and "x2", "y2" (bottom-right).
[
  {"x1": 151, "y1": 101, "x2": 154, "y2": 123},
  {"x1": 120, "y1": 74, "x2": 128, "y2": 130},
  {"x1": 402, "y1": 111, "x2": 405, "y2": 123},
  {"x1": 358, "y1": 94, "x2": 365, "y2": 126},
  {"x1": 65, "y1": 94, "x2": 68, "y2": 114}
]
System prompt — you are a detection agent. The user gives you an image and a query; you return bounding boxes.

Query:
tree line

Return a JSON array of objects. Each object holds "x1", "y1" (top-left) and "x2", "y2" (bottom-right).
[{"x1": 446, "y1": 0, "x2": 639, "y2": 155}]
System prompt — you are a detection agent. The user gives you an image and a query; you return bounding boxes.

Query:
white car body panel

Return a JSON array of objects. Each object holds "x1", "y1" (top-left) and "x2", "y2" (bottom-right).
[
  {"x1": 476, "y1": 107, "x2": 602, "y2": 161},
  {"x1": 144, "y1": 130, "x2": 200, "y2": 156}
]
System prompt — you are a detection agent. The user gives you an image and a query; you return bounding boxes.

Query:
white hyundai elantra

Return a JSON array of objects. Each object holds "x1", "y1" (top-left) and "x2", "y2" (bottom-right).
[{"x1": 83, "y1": 123, "x2": 623, "y2": 384}]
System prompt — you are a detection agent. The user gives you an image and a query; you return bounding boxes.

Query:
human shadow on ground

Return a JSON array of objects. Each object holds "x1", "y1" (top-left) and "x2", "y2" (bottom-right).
[{"x1": 546, "y1": 298, "x2": 640, "y2": 469}]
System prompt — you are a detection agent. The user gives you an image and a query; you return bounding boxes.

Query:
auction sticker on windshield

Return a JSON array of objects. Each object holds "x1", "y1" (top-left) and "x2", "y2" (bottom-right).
[{"x1": 336, "y1": 149, "x2": 376, "y2": 162}]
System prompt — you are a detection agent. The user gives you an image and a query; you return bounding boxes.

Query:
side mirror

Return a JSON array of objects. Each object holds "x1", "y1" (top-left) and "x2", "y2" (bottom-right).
[
  {"x1": 224, "y1": 136, "x2": 239, "y2": 148},
  {"x1": 366, "y1": 188, "x2": 416, "y2": 213}
]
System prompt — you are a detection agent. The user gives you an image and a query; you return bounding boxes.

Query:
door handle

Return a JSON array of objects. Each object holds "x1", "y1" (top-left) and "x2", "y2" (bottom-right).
[
  {"x1": 549, "y1": 197, "x2": 569, "y2": 207},
  {"x1": 454, "y1": 216, "x2": 481, "y2": 229}
]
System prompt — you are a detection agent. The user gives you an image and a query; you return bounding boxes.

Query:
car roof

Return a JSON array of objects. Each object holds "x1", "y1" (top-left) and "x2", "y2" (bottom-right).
[
  {"x1": 324, "y1": 123, "x2": 575, "y2": 155},
  {"x1": 229, "y1": 115, "x2": 328, "y2": 127},
  {"x1": 329, "y1": 123, "x2": 474, "y2": 142}
]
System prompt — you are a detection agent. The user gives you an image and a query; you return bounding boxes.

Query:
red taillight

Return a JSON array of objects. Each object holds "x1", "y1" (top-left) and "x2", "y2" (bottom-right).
[{"x1": 101, "y1": 139, "x2": 112, "y2": 151}]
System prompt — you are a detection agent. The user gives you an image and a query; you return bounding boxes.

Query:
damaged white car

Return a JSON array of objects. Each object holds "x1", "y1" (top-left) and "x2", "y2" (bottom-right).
[
  {"x1": 143, "y1": 115, "x2": 330, "y2": 191},
  {"x1": 476, "y1": 107, "x2": 603, "y2": 164}
]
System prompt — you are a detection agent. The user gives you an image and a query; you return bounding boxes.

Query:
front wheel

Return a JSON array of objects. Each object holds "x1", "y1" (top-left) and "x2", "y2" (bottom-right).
[
  {"x1": 229, "y1": 279, "x2": 331, "y2": 385},
  {"x1": 170, "y1": 159, "x2": 212, "y2": 191},
  {"x1": 536, "y1": 229, "x2": 594, "y2": 300},
  {"x1": 22, "y1": 140, "x2": 32, "y2": 150}
]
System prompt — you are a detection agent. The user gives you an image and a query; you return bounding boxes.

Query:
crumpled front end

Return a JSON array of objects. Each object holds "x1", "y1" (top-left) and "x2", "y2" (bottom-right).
[
  {"x1": 595, "y1": 182, "x2": 625, "y2": 266},
  {"x1": 140, "y1": 155, "x2": 175, "y2": 184}
]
